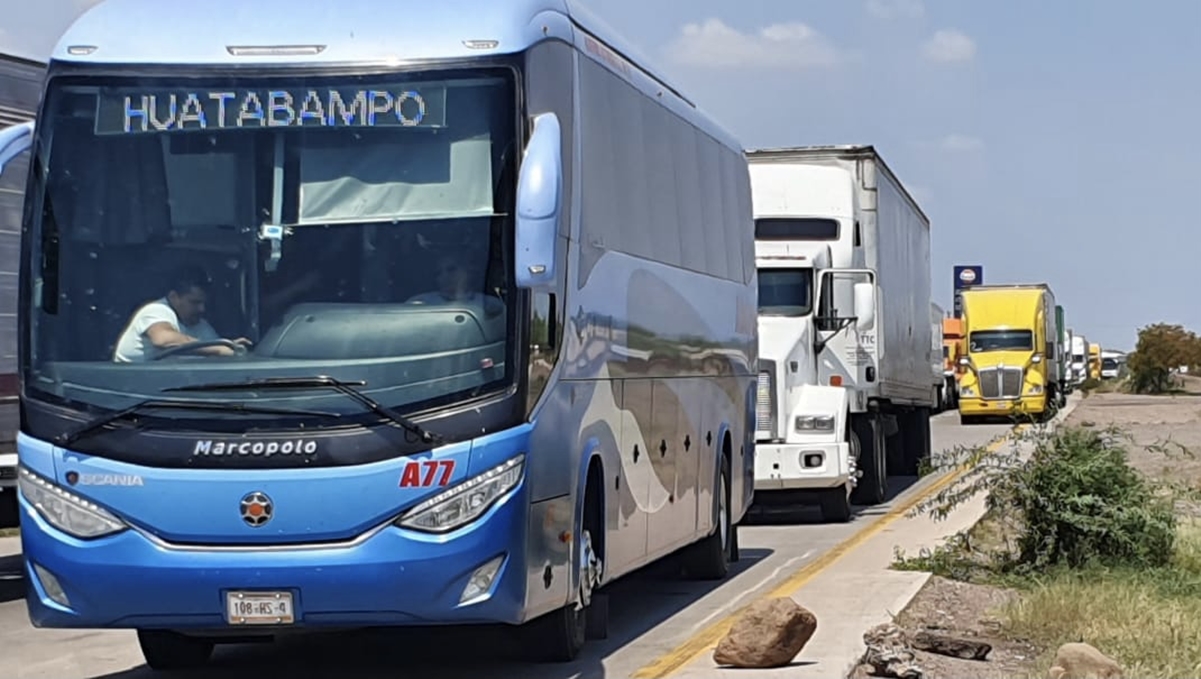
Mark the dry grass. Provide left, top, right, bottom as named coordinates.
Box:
left=1001, top=520, right=1201, bottom=679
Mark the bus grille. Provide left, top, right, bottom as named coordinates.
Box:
left=979, top=366, right=1024, bottom=399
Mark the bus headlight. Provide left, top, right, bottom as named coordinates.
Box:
left=18, top=467, right=128, bottom=539
left=395, top=455, right=525, bottom=534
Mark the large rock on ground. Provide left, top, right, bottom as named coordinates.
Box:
left=1047, top=642, right=1123, bottom=679
left=712, top=597, right=817, bottom=668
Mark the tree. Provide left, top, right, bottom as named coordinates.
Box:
left=1126, top=323, right=1201, bottom=394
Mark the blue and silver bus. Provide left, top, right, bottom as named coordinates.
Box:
left=0, top=0, right=758, bottom=668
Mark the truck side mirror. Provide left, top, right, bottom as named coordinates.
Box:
left=514, top=112, right=562, bottom=290
left=852, top=281, right=875, bottom=332
left=0, top=121, right=34, bottom=175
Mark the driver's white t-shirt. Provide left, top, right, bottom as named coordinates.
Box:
left=112, top=297, right=220, bottom=363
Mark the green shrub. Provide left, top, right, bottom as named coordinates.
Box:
left=995, top=426, right=1176, bottom=570
left=898, top=424, right=1182, bottom=576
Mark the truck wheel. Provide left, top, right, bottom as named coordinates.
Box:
left=822, top=428, right=858, bottom=522
left=851, top=416, right=887, bottom=505
left=684, top=455, right=734, bottom=580
left=137, top=630, right=214, bottom=670
left=899, top=408, right=932, bottom=476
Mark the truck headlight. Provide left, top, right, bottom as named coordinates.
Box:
left=795, top=415, right=835, bottom=432
left=960, top=385, right=976, bottom=396
left=18, top=467, right=128, bottom=540
left=396, top=455, right=524, bottom=534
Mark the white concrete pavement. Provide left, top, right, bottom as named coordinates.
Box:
left=1, top=410, right=1020, bottom=679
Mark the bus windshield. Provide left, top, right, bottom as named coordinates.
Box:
left=22, top=67, right=520, bottom=421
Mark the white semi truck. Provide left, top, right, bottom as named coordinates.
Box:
left=931, top=302, right=947, bottom=412
left=747, top=145, right=935, bottom=523
left=1061, top=325, right=1076, bottom=393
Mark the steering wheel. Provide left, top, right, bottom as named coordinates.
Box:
left=153, top=339, right=248, bottom=360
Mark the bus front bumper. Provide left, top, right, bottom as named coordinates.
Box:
left=18, top=485, right=539, bottom=630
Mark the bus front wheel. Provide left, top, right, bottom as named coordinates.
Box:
left=524, top=481, right=605, bottom=662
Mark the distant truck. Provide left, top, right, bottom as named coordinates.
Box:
left=1062, top=326, right=1075, bottom=389
left=747, top=144, right=934, bottom=523
left=941, top=316, right=966, bottom=410
left=931, top=303, right=947, bottom=411
left=1054, top=305, right=1072, bottom=397
left=0, top=52, right=45, bottom=517
left=956, top=284, right=1065, bottom=424
left=1070, top=334, right=1089, bottom=384
left=1089, top=343, right=1103, bottom=380
left=1100, top=351, right=1123, bottom=379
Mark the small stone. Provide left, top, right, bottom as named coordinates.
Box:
left=1047, top=642, right=1123, bottom=679
left=910, top=630, right=992, bottom=660
left=712, top=597, right=817, bottom=668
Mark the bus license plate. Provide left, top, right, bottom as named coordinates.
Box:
left=225, top=591, right=294, bottom=625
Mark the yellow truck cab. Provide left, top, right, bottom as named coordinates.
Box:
left=1088, top=343, right=1102, bottom=380
left=956, top=284, right=1062, bottom=424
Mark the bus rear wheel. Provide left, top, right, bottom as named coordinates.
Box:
left=137, top=630, right=214, bottom=670
left=682, top=454, right=734, bottom=580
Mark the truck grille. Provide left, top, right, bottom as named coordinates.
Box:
left=755, top=359, right=777, bottom=440
left=978, top=366, right=1024, bottom=399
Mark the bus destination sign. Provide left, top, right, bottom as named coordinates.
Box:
left=95, top=84, right=448, bottom=135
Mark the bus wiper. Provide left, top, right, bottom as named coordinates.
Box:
left=165, top=376, right=444, bottom=445
left=57, top=399, right=340, bottom=447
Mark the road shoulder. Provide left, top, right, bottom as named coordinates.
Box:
left=856, top=389, right=1201, bottom=679
left=638, top=406, right=1065, bottom=678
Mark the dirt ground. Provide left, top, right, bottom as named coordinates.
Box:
left=849, top=386, right=1201, bottom=679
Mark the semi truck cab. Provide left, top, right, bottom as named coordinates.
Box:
left=956, top=285, right=1061, bottom=424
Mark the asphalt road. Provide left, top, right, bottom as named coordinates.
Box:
left=1, top=411, right=1015, bottom=679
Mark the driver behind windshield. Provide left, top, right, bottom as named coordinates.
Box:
left=112, top=265, right=250, bottom=362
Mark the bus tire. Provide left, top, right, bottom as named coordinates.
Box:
left=683, top=454, right=733, bottom=580
left=136, top=630, right=214, bottom=670
left=525, top=481, right=603, bottom=662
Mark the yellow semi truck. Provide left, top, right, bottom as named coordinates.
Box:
left=956, top=284, right=1064, bottom=424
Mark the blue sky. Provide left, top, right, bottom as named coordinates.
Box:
left=3, top=0, right=1199, bottom=351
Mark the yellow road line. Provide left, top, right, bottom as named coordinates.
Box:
left=630, top=425, right=1027, bottom=679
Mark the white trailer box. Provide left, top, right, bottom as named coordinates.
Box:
left=747, top=145, right=934, bottom=522
left=931, top=302, right=946, bottom=411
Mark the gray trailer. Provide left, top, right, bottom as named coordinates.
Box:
left=0, top=52, right=45, bottom=514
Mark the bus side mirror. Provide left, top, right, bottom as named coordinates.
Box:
left=0, top=121, right=34, bottom=175
left=514, top=112, right=562, bottom=290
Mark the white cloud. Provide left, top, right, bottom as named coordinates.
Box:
left=939, top=134, right=985, bottom=152
left=665, top=18, right=846, bottom=70
left=866, top=0, right=925, bottom=20
left=921, top=29, right=977, bottom=62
